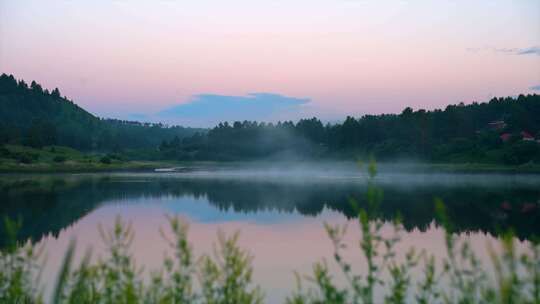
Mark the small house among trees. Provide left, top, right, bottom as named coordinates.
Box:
left=521, top=131, right=535, bottom=141
left=488, top=120, right=507, bottom=130
left=500, top=133, right=512, bottom=142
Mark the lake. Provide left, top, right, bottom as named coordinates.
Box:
left=1, top=163, right=540, bottom=303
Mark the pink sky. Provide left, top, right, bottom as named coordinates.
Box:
left=1, top=0, right=539, bottom=126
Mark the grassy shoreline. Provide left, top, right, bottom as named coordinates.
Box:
left=0, top=144, right=185, bottom=173
left=2, top=144, right=540, bottom=174
left=2, top=160, right=540, bottom=174
left=426, top=163, right=540, bottom=174
left=0, top=160, right=172, bottom=173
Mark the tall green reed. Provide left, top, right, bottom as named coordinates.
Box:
left=285, top=159, right=540, bottom=304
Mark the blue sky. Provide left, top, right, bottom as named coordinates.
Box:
left=140, top=93, right=310, bottom=127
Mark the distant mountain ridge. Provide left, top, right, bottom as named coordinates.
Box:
left=0, top=73, right=203, bottom=151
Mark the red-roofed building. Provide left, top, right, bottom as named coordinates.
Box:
left=500, top=133, right=512, bottom=142
left=521, top=131, right=534, bottom=141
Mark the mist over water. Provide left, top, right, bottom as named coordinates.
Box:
left=149, top=161, right=540, bottom=187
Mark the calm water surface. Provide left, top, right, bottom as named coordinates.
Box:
left=1, top=165, right=540, bottom=303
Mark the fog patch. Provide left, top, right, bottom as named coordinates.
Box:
left=145, top=161, right=540, bottom=188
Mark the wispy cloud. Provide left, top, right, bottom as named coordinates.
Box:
left=530, top=85, right=540, bottom=91
left=517, top=47, right=540, bottom=55
left=156, top=93, right=310, bottom=127
left=467, top=46, right=540, bottom=56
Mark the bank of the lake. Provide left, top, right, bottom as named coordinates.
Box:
left=2, top=144, right=540, bottom=174
left=3, top=160, right=540, bottom=175
left=0, top=144, right=187, bottom=173
left=0, top=160, right=173, bottom=173
left=419, top=162, right=540, bottom=174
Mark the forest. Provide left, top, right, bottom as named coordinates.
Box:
left=0, top=74, right=200, bottom=151
left=1, top=73, right=540, bottom=165
left=162, top=95, right=540, bottom=165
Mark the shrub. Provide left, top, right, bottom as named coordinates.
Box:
left=100, top=156, right=112, bottom=164
left=0, top=146, right=10, bottom=158
left=0, top=216, right=262, bottom=304
left=1, top=209, right=540, bottom=304
left=53, top=155, right=67, bottom=163
left=14, top=152, right=38, bottom=164
left=0, top=217, right=43, bottom=303
left=108, top=153, right=123, bottom=161
left=503, top=141, right=540, bottom=165
left=286, top=161, right=540, bottom=304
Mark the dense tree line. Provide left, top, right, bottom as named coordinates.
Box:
left=161, top=94, right=540, bottom=164
left=2, top=73, right=539, bottom=164
left=0, top=74, right=200, bottom=151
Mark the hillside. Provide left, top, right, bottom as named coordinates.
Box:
left=1, top=73, right=540, bottom=166
left=0, top=74, right=202, bottom=151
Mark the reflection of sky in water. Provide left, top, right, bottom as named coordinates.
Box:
left=38, top=195, right=349, bottom=304
left=103, top=195, right=335, bottom=224
left=36, top=191, right=531, bottom=304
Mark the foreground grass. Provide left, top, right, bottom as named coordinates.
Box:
left=1, top=161, right=540, bottom=304
left=1, top=216, right=263, bottom=304
left=3, top=212, right=540, bottom=304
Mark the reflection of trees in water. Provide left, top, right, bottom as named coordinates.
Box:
left=1, top=175, right=539, bottom=247
left=168, top=179, right=540, bottom=239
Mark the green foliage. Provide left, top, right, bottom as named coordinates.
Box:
left=98, top=154, right=123, bottom=165
left=13, top=151, right=39, bottom=164
left=503, top=141, right=540, bottom=165
left=1, top=208, right=540, bottom=303
left=0, top=145, right=10, bottom=157
left=0, top=217, right=44, bottom=304
left=53, top=155, right=67, bottom=163
left=286, top=164, right=540, bottom=304
left=100, top=156, right=112, bottom=164
left=198, top=231, right=263, bottom=304
left=0, top=145, right=173, bottom=172
left=0, top=215, right=262, bottom=304
left=160, top=95, right=540, bottom=163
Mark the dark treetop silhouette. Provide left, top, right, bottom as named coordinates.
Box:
left=1, top=73, right=540, bottom=165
